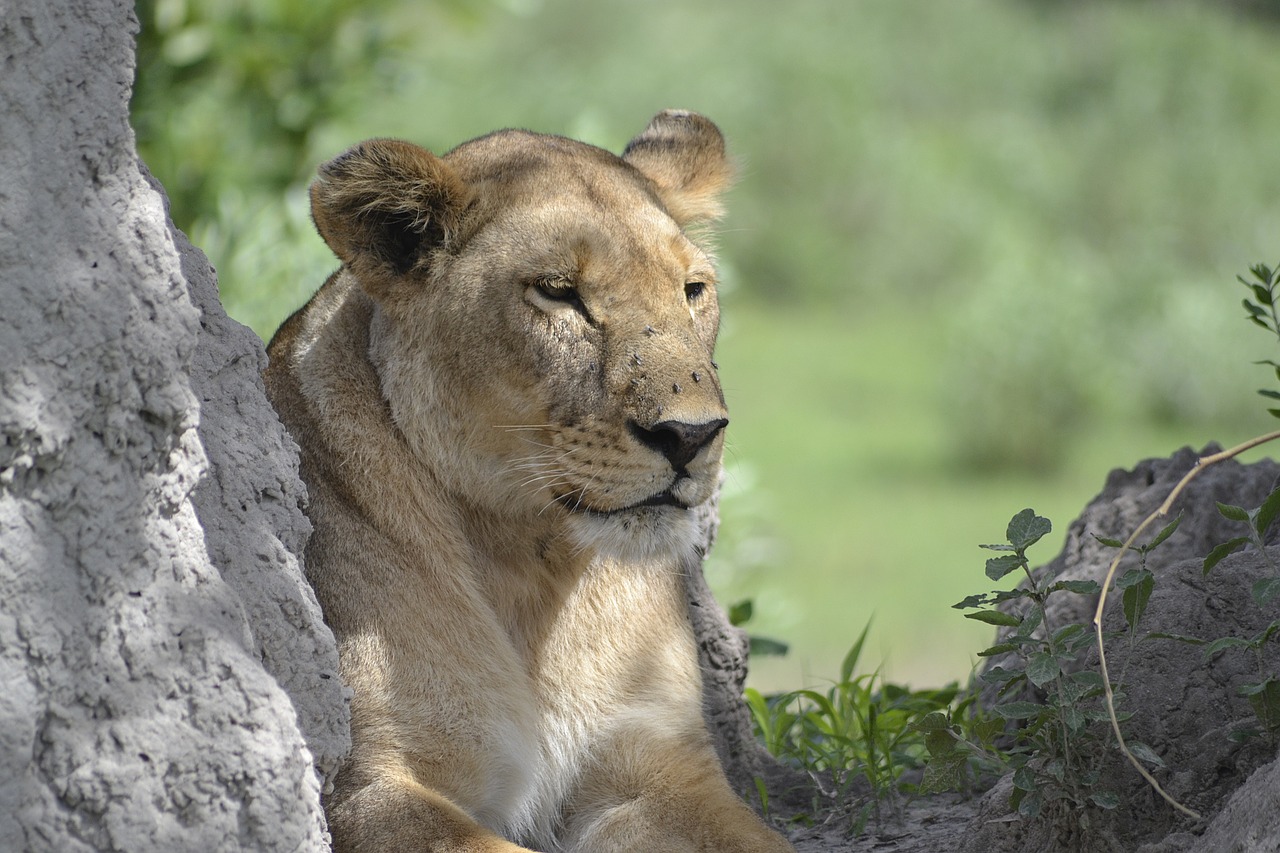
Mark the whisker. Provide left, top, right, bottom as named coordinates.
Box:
left=518, top=472, right=571, bottom=489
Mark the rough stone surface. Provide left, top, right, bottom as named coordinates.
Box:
left=962, top=448, right=1280, bottom=852
left=0, top=2, right=335, bottom=850
left=174, top=187, right=351, bottom=792
left=689, top=495, right=813, bottom=810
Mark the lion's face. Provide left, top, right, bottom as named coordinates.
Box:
left=309, top=112, right=735, bottom=558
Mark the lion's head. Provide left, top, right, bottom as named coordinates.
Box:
left=307, top=111, right=734, bottom=559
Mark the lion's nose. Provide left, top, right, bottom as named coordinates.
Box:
left=628, top=417, right=728, bottom=472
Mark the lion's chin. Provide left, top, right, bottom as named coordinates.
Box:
left=564, top=505, right=699, bottom=562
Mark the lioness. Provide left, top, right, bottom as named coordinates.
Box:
left=265, top=111, right=793, bottom=852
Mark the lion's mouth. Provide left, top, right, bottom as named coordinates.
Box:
left=555, top=489, right=689, bottom=518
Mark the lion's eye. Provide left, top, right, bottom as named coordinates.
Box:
left=685, top=281, right=708, bottom=302
left=530, top=279, right=587, bottom=314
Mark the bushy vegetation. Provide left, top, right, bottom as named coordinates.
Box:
left=133, top=0, right=1280, bottom=688
left=745, top=263, right=1280, bottom=840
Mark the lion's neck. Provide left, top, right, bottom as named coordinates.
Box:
left=453, top=497, right=597, bottom=663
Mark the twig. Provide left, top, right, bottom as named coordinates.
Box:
left=1092, top=430, right=1280, bottom=821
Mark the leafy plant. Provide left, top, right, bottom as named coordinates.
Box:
left=1186, top=485, right=1280, bottom=742
left=744, top=623, right=964, bottom=833
left=1093, top=513, right=1182, bottom=660
left=729, top=599, right=790, bottom=658
left=1207, top=492, right=1280, bottom=603
left=950, top=509, right=1171, bottom=823
left=1241, top=262, right=1280, bottom=353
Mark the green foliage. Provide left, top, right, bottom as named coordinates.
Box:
left=1207, top=496, right=1280, bottom=601
left=728, top=598, right=790, bottom=658
left=1239, top=262, right=1280, bottom=417
left=744, top=623, right=971, bottom=830
left=950, top=509, right=1172, bottom=825
left=1198, top=438, right=1280, bottom=739
left=135, top=0, right=410, bottom=230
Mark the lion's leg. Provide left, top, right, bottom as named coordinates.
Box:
left=561, top=735, right=794, bottom=853
left=328, top=772, right=533, bottom=853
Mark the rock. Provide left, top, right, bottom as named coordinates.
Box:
left=0, top=2, right=339, bottom=849
left=963, top=448, right=1280, bottom=852
left=173, top=178, right=350, bottom=794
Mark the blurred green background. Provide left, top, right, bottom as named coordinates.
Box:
left=134, top=0, right=1280, bottom=690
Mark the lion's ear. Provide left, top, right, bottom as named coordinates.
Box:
left=622, top=110, right=734, bottom=227
left=310, top=139, right=471, bottom=295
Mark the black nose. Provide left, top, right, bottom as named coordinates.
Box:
left=629, top=417, right=728, bottom=472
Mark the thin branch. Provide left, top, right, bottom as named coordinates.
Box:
left=1091, top=429, right=1280, bottom=821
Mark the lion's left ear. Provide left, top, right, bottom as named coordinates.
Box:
left=622, top=110, right=734, bottom=227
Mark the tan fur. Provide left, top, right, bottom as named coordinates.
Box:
left=265, top=111, right=794, bottom=852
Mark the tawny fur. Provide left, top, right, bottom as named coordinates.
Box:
left=264, top=111, right=794, bottom=853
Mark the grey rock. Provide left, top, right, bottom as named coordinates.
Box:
left=0, top=1, right=338, bottom=849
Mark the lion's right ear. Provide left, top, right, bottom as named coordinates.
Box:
left=310, top=139, right=471, bottom=296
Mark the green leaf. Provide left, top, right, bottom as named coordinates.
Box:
left=981, top=665, right=1024, bottom=684
left=1254, top=283, right=1275, bottom=306
left=1217, top=502, right=1251, bottom=522
left=1092, top=535, right=1126, bottom=548
left=1242, top=678, right=1280, bottom=732
left=1091, top=790, right=1121, bottom=810
left=1244, top=298, right=1268, bottom=318
left=1115, top=568, right=1148, bottom=590
left=977, top=642, right=1020, bottom=657
left=1060, top=704, right=1087, bottom=733
left=912, top=711, right=950, bottom=735
left=1012, top=765, right=1037, bottom=792
left=1147, top=631, right=1204, bottom=645
left=1068, top=669, right=1105, bottom=688
left=753, top=776, right=769, bottom=814
left=980, top=543, right=1016, bottom=552
left=1258, top=389, right=1280, bottom=400
left=1204, top=537, right=1250, bottom=575
left=1228, top=726, right=1263, bottom=744
left=1016, top=605, right=1044, bottom=637
left=965, top=609, right=1022, bottom=627
left=1250, top=620, right=1280, bottom=647
left=1253, top=578, right=1280, bottom=607
left=1122, top=571, right=1155, bottom=631
left=748, top=636, right=790, bottom=658
left=1017, top=788, right=1043, bottom=819
left=993, top=701, right=1044, bottom=720
left=840, top=621, right=871, bottom=683
left=1257, top=487, right=1280, bottom=538
left=1127, top=741, right=1165, bottom=768
left=1007, top=509, right=1052, bottom=551
left=728, top=599, right=753, bottom=627
left=1050, top=579, right=1102, bottom=595
left=919, top=751, right=967, bottom=795
left=1204, top=636, right=1252, bottom=659
left=985, top=554, right=1025, bottom=581
left=1025, top=651, right=1059, bottom=687
left=1051, top=623, right=1086, bottom=646
left=1056, top=677, right=1091, bottom=704
left=952, top=593, right=991, bottom=609
left=974, top=718, right=1005, bottom=745
left=1146, top=512, right=1183, bottom=550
